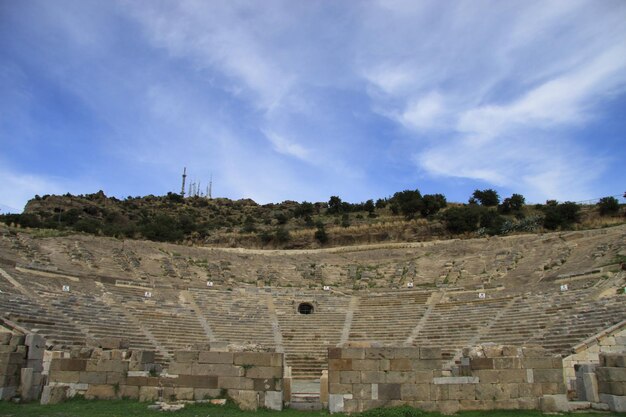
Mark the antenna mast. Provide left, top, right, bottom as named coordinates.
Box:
left=180, top=167, right=187, bottom=197
left=208, top=173, right=213, bottom=199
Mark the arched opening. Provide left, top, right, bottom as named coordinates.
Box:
left=297, top=302, right=314, bottom=315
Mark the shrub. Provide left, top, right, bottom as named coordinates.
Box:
left=598, top=196, right=619, bottom=216
left=471, top=189, right=500, bottom=206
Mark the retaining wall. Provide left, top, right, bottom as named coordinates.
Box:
left=327, top=345, right=566, bottom=414
left=46, top=348, right=283, bottom=410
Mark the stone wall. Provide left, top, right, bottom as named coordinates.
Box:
left=327, top=345, right=565, bottom=414
left=0, top=332, right=44, bottom=401
left=45, top=348, right=283, bottom=410
left=564, top=320, right=626, bottom=394
left=597, top=353, right=626, bottom=412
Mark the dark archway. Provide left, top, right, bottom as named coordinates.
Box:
left=297, top=302, right=314, bottom=314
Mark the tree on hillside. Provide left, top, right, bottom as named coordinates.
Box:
left=499, top=193, right=525, bottom=214
left=471, top=189, right=500, bottom=207
left=390, top=189, right=423, bottom=219
left=598, top=196, right=619, bottom=216
left=420, top=194, right=447, bottom=217
left=328, top=196, right=343, bottom=214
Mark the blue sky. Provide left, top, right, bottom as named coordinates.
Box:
left=1, top=0, right=625, bottom=213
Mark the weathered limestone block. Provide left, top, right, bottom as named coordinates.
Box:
left=599, top=393, right=626, bottom=412
left=218, top=376, right=254, bottom=390
left=118, top=385, right=139, bottom=399
left=198, top=351, right=233, bottom=364
left=139, top=386, right=160, bottom=402
left=329, top=393, right=344, bottom=413
left=233, top=352, right=282, bottom=367
left=40, top=385, right=68, bottom=405
left=0, top=333, right=12, bottom=345
left=85, top=384, right=116, bottom=400
left=174, top=351, right=199, bottom=363
left=264, top=391, right=283, bottom=410
left=540, top=394, right=569, bottom=412
left=231, top=389, right=258, bottom=410
left=78, top=371, right=107, bottom=384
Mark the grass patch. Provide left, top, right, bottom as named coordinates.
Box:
left=0, top=401, right=625, bottom=417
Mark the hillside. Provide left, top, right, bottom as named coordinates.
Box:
left=0, top=190, right=623, bottom=249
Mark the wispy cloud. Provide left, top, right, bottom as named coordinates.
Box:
left=1, top=0, right=625, bottom=210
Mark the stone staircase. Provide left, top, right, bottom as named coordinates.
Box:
left=275, top=292, right=350, bottom=379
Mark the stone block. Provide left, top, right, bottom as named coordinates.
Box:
left=378, top=383, right=401, bottom=400
left=253, top=378, right=278, bottom=391
left=499, top=369, right=527, bottom=383
left=107, top=372, right=124, bottom=385
left=352, top=359, right=379, bottom=371
left=49, top=370, right=80, bottom=383
left=50, top=359, right=85, bottom=372
left=96, top=359, right=127, bottom=373
left=118, top=385, right=139, bottom=399
left=329, top=358, right=352, bottom=371
left=174, top=350, right=199, bottom=363
left=390, top=358, right=412, bottom=371
left=413, top=359, right=442, bottom=370
left=193, top=388, right=222, bottom=400
left=174, top=387, right=194, bottom=400
left=471, top=358, right=494, bottom=370
left=168, top=362, right=192, bottom=375
left=328, top=348, right=342, bottom=359
left=522, top=346, right=548, bottom=358
left=583, top=373, right=600, bottom=402
left=233, top=389, right=258, bottom=411
left=234, top=352, right=281, bottom=367
left=394, top=347, right=421, bottom=359
left=78, top=371, right=107, bottom=384
left=218, top=376, right=253, bottom=390
left=502, top=346, right=521, bottom=357
left=9, top=334, right=25, bottom=346
left=420, top=347, right=441, bottom=360
left=430, top=384, right=449, bottom=401
left=329, top=383, right=352, bottom=394
left=0, top=333, right=12, bottom=345
left=341, top=348, right=366, bottom=359
left=41, top=385, right=68, bottom=405
left=401, top=384, right=430, bottom=401
left=198, top=351, right=234, bottom=364
left=362, top=348, right=391, bottom=359
left=493, top=357, right=521, bottom=369
left=264, top=391, right=282, bottom=410
left=245, top=366, right=281, bottom=379
left=540, top=394, right=569, bottom=412
left=4, top=351, right=25, bottom=365
left=193, top=363, right=244, bottom=377
left=386, top=371, right=415, bottom=384
left=329, top=393, right=344, bottom=413
left=433, top=376, right=479, bottom=384
left=599, top=393, right=626, bottom=412
left=533, top=369, right=563, bottom=383
left=0, top=345, right=15, bottom=353
left=177, top=374, right=218, bottom=388
left=360, top=371, right=385, bottom=383
left=85, top=384, right=116, bottom=400
left=340, top=370, right=361, bottom=384
left=522, top=357, right=554, bottom=369
left=476, top=383, right=500, bottom=400
left=139, top=386, right=160, bottom=402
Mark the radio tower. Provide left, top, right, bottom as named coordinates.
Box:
left=208, top=173, right=213, bottom=199
left=180, top=167, right=187, bottom=197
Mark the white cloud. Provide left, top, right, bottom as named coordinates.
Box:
left=400, top=91, right=446, bottom=131
left=263, top=130, right=310, bottom=160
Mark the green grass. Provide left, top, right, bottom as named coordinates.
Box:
left=0, top=400, right=625, bottom=417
